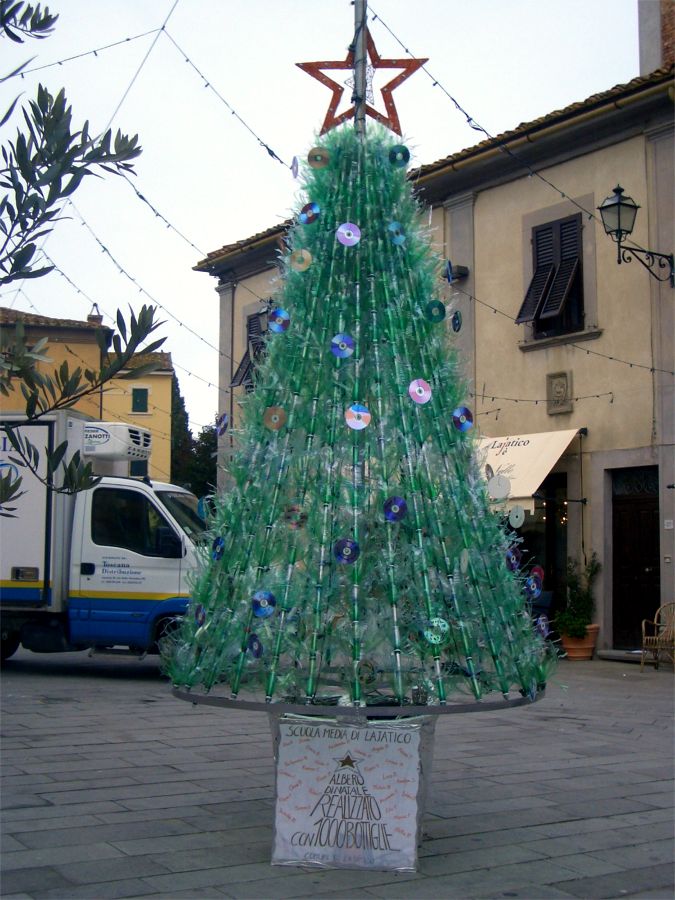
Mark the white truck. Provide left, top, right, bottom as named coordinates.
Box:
left=0, top=411, right=205, bottom=661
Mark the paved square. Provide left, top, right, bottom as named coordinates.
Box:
left=2, top=651, right=673, bottom=899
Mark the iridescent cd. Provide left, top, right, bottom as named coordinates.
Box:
left=331, top=333, right=355, bottom=358
left=248, top=634, right=264, bottom=658
left=345, top=403, right=371, bottom=430
left=388, top=221, right=406, bottom=245
left=531, top=565, right=545, bottom=583
left=289, top=249, right=312, bottom=271
left=487, top=474, right=511, bottom=501
left=451, top=310, right=462, bottom=333
left=212, top=536, right=225, bottom=561
left=525, top=573, right=543, bottom=599
left=298, top=201, right=320, bottom=224
left=334, top=538, right=360, bottom=564
left=536, top=614, right=550, bottom=639
left=291, top=156, right=299, bottom=178
left=307, top=146, right=330, bottom=168
left=216, top=413, right=229, bottom=436
left=452, top=406, right=473, bottom=432
left=263, top=406, right=287, bottom=430
left=505, top=547, right=521, bottom=571
left=425, top=300, right=445, bottom=323
left=284, top=504, right=307, bottom=529
left=269, top=309, right=290, bottom=332
left=336, top=223, right=361, bottom=246
left=409, top=378, right=432, bottom=405
left=389, top=145, right=410, bottom=167
left=252, top=590, right=276, bottom=618
left=194, top=603, right=206, bottom=626
left=384, top=496, right=407, bottom=522
left=423, top=617, right=449, bottom=645
left=508, top=505, right=525, bottom=529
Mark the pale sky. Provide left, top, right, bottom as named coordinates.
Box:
left=1, top=0, right=640, bottom=434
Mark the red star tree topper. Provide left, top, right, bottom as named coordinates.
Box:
left=297, top=29, right=427, bottom=136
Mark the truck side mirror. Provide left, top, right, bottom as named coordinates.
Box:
left=157, top=527, right=183, bottom=559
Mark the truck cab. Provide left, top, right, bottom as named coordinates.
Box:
left=67, top=477, right=204, bottom=653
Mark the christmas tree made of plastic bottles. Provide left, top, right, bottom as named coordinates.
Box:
left=165, top=123, right=554, bottom=710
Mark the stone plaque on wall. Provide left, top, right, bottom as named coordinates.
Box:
left=547, top=371, right=573, bottom=415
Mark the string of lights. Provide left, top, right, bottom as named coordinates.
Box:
left=60, top=341, right=204, bottom=437
left=368, top=6, right=653, bottom=257
left=119, top=175, right=207, bottom=257
left=104, top=0, right=181, bottom=131
left=10, top=267, right=661, bottom=422
left=18, top=28, right=162, bottom=76
left=469, top=389, right=616, bottom=406
left=62, top=204, right=224, bottom=359
left=19, top=269, right=228, bottom=418
left=447, top=284, right=675, bottom=377
left=5, top=7, right=669, bottom=431
left=6, top=289, right=212, bottom=444
left=52, top=201, right=274, bottom=374
left=161, top=28, right=288, bottom=168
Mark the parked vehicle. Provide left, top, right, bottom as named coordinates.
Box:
left=0, top=411, right=205, bottom=661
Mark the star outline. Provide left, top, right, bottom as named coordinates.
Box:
left=297, top=29, right=428, bottom=136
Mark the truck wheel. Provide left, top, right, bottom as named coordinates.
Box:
left=155, top=616, right=181, bottom=657
left=1, top=630, right=20, bottom=662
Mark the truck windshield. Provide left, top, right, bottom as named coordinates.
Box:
left=155, top=489, right=207, bottom=542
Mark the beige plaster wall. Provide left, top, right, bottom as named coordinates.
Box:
left=471, top=136, right=654, bottom=455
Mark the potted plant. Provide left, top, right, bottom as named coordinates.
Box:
left=555, top=552, right=602, bottom=660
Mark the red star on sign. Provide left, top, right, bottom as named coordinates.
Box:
left=297, top=29, right=427, bottom=136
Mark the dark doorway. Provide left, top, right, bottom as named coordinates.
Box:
left=612, top=466, right=660, bottom=649
left=518, top=472, right=568, bottom=616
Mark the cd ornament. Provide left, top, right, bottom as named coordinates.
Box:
left=164, top=125, right=554, bottom=717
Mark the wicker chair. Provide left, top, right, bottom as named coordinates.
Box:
left=641, top=602, right=675, bottom=671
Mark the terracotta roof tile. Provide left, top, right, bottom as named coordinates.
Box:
left=117, top=351, right=174, bottom=372
left=415, top=65, right=674, bottom=179
left=1, top=307, right=173, bottom=372
left=0, top=306, right=108, bottom=330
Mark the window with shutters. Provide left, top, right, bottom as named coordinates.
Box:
left=231, top=310, right=268, bottom=392
left=516, top=214, right=583, bottom=339
left=131, top=387, right=148, bottom=413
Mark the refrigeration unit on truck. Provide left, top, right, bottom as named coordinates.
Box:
left=0, top=411, right=205, bottom=661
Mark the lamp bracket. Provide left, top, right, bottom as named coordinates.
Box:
left=619, top=244, right=674, bottom=288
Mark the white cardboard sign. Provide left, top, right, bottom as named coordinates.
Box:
left=272, top=718, right=421, bottom=871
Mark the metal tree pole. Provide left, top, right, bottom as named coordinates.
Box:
left=354, top=0, right=367, bottom=137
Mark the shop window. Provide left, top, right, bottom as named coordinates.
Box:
left=132, top=387, right=148, bottom=413
left=516, top=214, right=583, bottom=339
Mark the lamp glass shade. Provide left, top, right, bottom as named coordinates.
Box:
left=598, top=186, right=639, bottom=240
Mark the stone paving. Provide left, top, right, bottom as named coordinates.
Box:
left=1, top=649, right=673, bottom=899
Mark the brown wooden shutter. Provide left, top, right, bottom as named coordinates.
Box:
left=247, top=312, right=267, bottom=359
left=515, top=224, right=556, bottom=323
left=538, top=257, right=579, bottom=319
left=231, top=311, right=268, bottom=389
left=538, top=216, right=581, bottom=320
left=230, top=351, right=252, bottom=387
left=515, top=263, right=555, bottom=323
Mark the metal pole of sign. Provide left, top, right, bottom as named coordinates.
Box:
left=353, top=0, right=367, bottom=137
